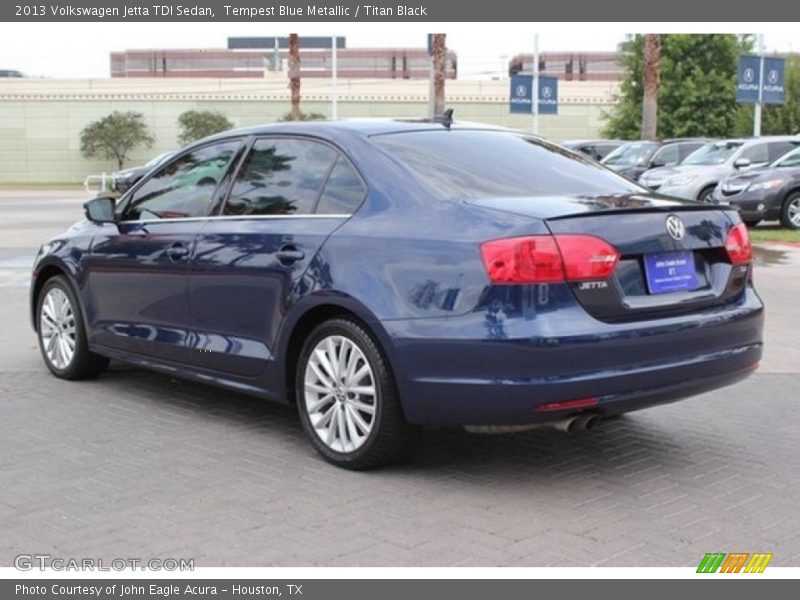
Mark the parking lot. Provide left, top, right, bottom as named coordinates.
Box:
left=1, top=189, right=799, bottom=567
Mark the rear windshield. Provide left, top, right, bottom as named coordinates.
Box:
left=371, top=130, right=642, bottom=199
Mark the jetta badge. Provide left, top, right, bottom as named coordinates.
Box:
left=665, top=214, right=686, bottom=241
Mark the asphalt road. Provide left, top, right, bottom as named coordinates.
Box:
left=1, top=190, right=799, bottom=567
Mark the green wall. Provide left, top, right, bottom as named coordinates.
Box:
left=0, top=98, right=613, bottom=184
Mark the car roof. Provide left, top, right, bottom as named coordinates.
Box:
left=201, top=118, right=510, bottom=144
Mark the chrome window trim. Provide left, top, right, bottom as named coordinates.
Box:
left=117, top=214, right=351, bottom=225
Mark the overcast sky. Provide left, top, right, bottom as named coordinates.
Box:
left=1, top=22, right=797, bottom=79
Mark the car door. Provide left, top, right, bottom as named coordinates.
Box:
left=187, top=136, right=367, bottom=379
left=83, top=139, right=243, bottom=363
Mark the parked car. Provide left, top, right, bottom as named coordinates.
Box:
left=562, top=139, right=626, bottom=162
left=641, top=137, right=800, bottom=202
left=31, top=120, right=763, bottom=469
left=112, top=151, right=175, bottom=193
left=711, top=145, right=800, bottom=228
left=601, top=138, right=708, bottom=182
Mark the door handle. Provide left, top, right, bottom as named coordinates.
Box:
left=275, top=245, right=305, bottom=264
left=166, top=242, right=190, bottom=261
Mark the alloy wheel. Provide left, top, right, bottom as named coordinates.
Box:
left=303, top=335, right=377, bottom=453
left=39, top=287, right=76, bottom=370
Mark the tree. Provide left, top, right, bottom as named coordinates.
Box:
left=432, top=34, right=447, bottom=115
left=278, top=111, right=326, bottom=122
left=288, top=33, right=301, bottom=121
left=734, top=56, right=800, bottom=136
left=80, top=111, right=154, bottom=170
left=605, top=35, right=750, bottom=139
left=177, top=110, right=233, bottom=145
left=641, top=34, right=661, bottom=140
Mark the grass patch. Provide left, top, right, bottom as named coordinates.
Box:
left=0, top=183, right=84, bottom=191
left=749, top=225, right=800, bottom=244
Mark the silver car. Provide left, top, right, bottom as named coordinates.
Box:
left=640, top=137, right=800, bottom=202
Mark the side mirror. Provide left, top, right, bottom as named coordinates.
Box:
left=734, top=157, right=751, bottom=169
left=83, top=195, right=116, bottom=224
left=649, top=159, right=665, bottom=169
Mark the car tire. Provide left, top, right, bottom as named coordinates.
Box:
left=780, top=191, right=800, bottom=230
left=743, top=219, right=761, bottom=227
left=697, top=185, right=716, bottom=203
left=296, top=317, right=408, bottom=470
left=36, top=275, right=109, bottom=380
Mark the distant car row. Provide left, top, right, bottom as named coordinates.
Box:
left=565, top=135, right=800, bottom=228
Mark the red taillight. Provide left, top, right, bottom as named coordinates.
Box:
left=553, top=234, right=620, bottom=281
left=725, top=222, right=753, bottom=265
left=480, top=234, right=619, bottom=284
left=480, top=236, right=564, bottom=283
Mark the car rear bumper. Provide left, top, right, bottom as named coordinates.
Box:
left=384, top=285, right=764, bottom=426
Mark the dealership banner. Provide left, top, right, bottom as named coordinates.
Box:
left=3, top=579, right=798, bottom=600
left=2, top=0, right=798, bottom=21
left=509, top=75, right=558, bottom=115
left=737, top=55, right=786, bottom=104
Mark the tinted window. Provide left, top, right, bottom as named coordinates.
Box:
left=373, top=131, right=641, bottom=199
left=224, top=139, right=336, bottom=216
left=683, top=141, right=743, bottom=166
left=678, top=142, right=705, bottom=161
left=650, top=144, right=679, bottom=166
left=125, top=142, right=240, bottom=221
left=774, top=147, right=800, bottom=168
left=767, top=141, right=799, bottom=161
left=601, top=142, right=658, bottom=167
left=317, top=157, right=366, bottom=214
left=740, top=143, right=769, bottom=164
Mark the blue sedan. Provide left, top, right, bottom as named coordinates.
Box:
left=30, top=120, right=764, bottom=469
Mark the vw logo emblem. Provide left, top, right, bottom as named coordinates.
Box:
left=743, top=67, right=755, bottom=83
left=665, top=215, right=686, bottom=241
left=768, top=69, right=779, bottom=84
left=542, top=86, right=552, bottom=99
left=515, top=84, right=526, bottom=97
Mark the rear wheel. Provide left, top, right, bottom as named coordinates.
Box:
left=296, top=318, right=408, bottom=469
left=743, top=219, right=762, bottom=227
left=36, top=275, right=109, bottom=380
left=780, top=192, right=800, bottom=230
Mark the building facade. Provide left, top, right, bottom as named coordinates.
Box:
left=509, top=52, right=624, bottom=82
left=111, top=48, right=458, bottom=80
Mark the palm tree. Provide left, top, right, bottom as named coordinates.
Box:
left=432, top=34, right=447, bottom=115
left=288, top=33, right=301, bottom=121
left=641, top=34, right=661, bottom=140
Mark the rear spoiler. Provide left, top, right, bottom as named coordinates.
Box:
left=545, top=204, right=738, bottom=221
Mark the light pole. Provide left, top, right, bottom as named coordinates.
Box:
left=754, top=33, right=765, bottom=137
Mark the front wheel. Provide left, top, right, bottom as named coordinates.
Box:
left=780, top=192, right=800, bottom=230
left=36, top=275, right=109, bottom=380
left=296, top=318, right=408, bottom=470
left=697, top=185, right=716, bottom=203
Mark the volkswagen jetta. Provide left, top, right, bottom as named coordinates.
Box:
left=31, top=120, right=764, bottom=469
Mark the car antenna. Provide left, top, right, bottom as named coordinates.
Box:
left=437, top=108, right=454, bottom=129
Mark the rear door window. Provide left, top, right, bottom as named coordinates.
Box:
left=224, top=138, right=337, bottom=216
left=316, top=157, right=367, bottom=214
